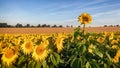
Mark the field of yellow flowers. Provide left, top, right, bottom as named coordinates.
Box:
left=0, top=13, right=120, bottom=68
left=0, top=29, right=120, bottom=68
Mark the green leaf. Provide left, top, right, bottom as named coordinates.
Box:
left=104, top=63, right=107, bottom=68
left=50, top=54, right=57, bottom=66
left=105, top=51, right=112, bottom=62
left=17, top=56, right=25, bottom=65
left=28, top=61, right=33, bottom=68
left=35, top=62, right=42, bottom=68
left=74, top=28, right=80, bottom=38
left=53, top=52, right=60, bottom=63
left=70, top=58, right=81, bottom=68
left=42, top=61, right=49, bottom=68
left=79, top=45, right=86, bottom=54
left=86, top=62, right=91, bottom=68
left=23, top=63, right=27, bottom=68
left=31, top=61, right=36, bottom=68
left=90, top=60, right=99, bottom=68
left=94, top=48, right=103, bottom=58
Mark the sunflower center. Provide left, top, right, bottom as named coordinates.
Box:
left=25, top=42, right=32, bottom=49
left=83, top=17, right=88, bottom=21
left=100, top=38, right=103, bottom=41
left=36, top=46, right=45, bottom=55
left=5, top=49, right=15, bottom=58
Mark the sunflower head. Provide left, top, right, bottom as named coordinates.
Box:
left=21, top=40, right=34, bottom=55
left=1, top=47, right=18, bottom=66
left=111, top=40, right=118, bottom=45
left=32, top=43, right=48, bottom=62
left=56, top=37, right=65, bottom=53
left=97, top=37, right=105, bottom=43
left=112, top=57, right=119, bottom=63
left=78, top=13, right=92, bottom=25
left=109, top=32, right=114, bottom=40
left=111, top=45, right=118, bottom=49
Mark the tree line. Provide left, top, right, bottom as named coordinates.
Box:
left=0, top=23, right=73, bottom=28
left=0, top=23, right=119, bottom=28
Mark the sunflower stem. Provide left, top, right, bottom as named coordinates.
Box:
left=83, top=24, right=85, bottom=34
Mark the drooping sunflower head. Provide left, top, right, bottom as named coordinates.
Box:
left=1, top=47, right=18, bottom=66
left=78, top=13, right=92, bottom=25
left=21, top=40, right=34, bottom=55
left=32, top=43, right=48, bottom=62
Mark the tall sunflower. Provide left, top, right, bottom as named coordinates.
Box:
left=78, top=13, right=92, bottom=25
left=1, top=47, right=18, bottom=66
left=21, top=40, right=34, bottom=55
left=32, top=43, right=48, bottom=62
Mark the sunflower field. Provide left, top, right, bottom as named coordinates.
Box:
left=0, top=13, right=120, bottom=68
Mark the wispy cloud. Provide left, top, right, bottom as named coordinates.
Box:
left=44, top=0, right=106, bottom=15
left=92, top=9, right=120, bottom=26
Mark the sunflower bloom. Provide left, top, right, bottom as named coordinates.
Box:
left=115, top=49, right=120, bottom=58
left=78, top=13, right=92, bottom=25
left=112, top=49, right=120, bottom=63
left=111, top=40, right=118, bottom=45
left=32, top=43, right=48, bottom=62
left=88, top=44, right=95, bottom=53
left=103, top=32, right=108, bottom=36
left=117, top=36, right=120, bottom=42
left=112, top=57, right=119, bottom=63
left=112, top=45, right=118, bottom=49
left=109, top=32, right=114, bottom=40
left=56, top=37, right=65, bottom=53
left=1, top=48, right=18, bottom=66
left=97, top=37, right=105, bottom=43
left=21, top=41, right=34, bottom=55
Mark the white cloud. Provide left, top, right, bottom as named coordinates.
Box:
left=92, top=9, right=120, bottom=26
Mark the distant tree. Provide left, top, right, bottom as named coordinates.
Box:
left=52, top=25, right=57, bottom=28
left=116, top=25, right=119, bottom=27
left=41, top=24, right=47, bottom=27
left=37, top=24, right=41, bottom=27
left=47, top=25, right=50, bottom=27
left=109, top=25, right=113, bottom=27
left=0, top=23, right=8, bottom=27
left=7, top=25, right=11, bottom=27
left=31, top=25, right=35, bottom=27
left=104, top=25, right=107, bottom=27
left=59, top=25, right=63, bottom=28
left=16, top=23, right=22, bottom=27
left=71, top=25, right=73, bottom=28
left=26, top=24, right=30, bottom=27
left=66, top=25, right=69, bottom=28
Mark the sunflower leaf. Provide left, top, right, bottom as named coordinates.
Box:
left=17, top=56, right=25, bottom=65
left=94, top=48, right=103, bottom=58
left=70, top=58, right=81, bottom=68
left=50, top=54, right=57, bottom=66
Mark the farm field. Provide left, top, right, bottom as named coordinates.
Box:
left=0, top=26, right=120, bottom=34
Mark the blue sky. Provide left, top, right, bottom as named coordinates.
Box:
left=0, top=0, right=120, bottom=27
